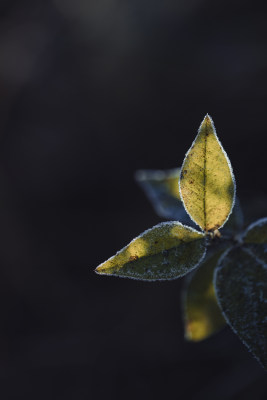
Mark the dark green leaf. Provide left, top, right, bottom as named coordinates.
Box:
left=243, top=217, right=267, bottom=244
left=215, top=246, right=267, bottom=370
left=243, top=217, right=267, bottom=264
left=222, top=197, right=244, bottom=234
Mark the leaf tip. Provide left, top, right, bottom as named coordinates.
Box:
left=184, top=319, right=207, bottom=342
left=203, top=113, right=213, bottom=126
left=95, top=264, right=106, bottom=275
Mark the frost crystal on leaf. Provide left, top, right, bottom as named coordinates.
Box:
left=95, top=222, right=206, bottom=281
left=179, top=114, right=236, bottom=232
left=95, top=113, right=267, bottom=371
left=215, top=247, right=267, bottom=370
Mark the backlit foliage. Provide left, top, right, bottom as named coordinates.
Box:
left=95, top=115, right=267, bottom=370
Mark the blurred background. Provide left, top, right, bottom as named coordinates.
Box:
left=1, top=0, right=267, bottom=398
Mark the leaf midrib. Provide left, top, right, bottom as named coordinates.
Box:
left=203, top=122, right=207, bottom=231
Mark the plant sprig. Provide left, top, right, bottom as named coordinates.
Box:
left=95, top=115, right=267, bottom=371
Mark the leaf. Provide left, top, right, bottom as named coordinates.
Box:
left=243, top=217, right=267, bottom=264
left=215, top=246, right=267, bottom=370
left=222, top=197, right=244, bottom=234
left=135, top=168, right=193, bottom=224
left=95, top=222, right=206, bottom=280
left=183, top=250, right=226, bottom=341
left=243, top=217, right=267, bottom=244
left=179, top=114, right=235, bottom=232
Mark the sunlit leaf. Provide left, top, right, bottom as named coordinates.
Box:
left=183, top=250, right=226, bottom=341
left=215, top=246, right=267, bottom=370
left=135, top=168, right=192, bottom=224
left=95, top=222, right=206, bottom=280
left=179, top=115, right=235, bottom=232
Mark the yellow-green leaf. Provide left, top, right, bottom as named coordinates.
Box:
left=183, top=250, right=226, bottom=342
left=179, top=115, right=235, bottom=232
left=95, top=222, right=206, bottom=280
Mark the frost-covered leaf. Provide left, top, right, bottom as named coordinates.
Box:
left=179, top=115, right=235, bottom=232
left=95, top=222, right=206, bottom=280
left=183, top=250, right=226, bottom=341
left=222, top=197, right=244, bottom=234
left=135, top=168, right=192, bottom=224
left=215, top=247, right=267, bottom=370
left=243, top=217, right=267, bottom=244
left=243, top=217, right=267, bottom=264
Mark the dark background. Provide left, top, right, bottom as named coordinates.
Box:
left=1, top=0, right=267, bottom=399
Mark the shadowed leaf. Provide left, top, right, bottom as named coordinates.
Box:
left=222, top=197, right=244, bottom=234
left=243, top=217, right=267, bottom=244
left=215, top=247, right=267, bottom=370
left=135, top=168, right=192, bottom=224
left=95, top=222, right=206, bottom=280
left=243, top=217, right=267, bottom=264
left=183, top=250, right=226, bottom=341
left=179, top=115, right=235, bottom=232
